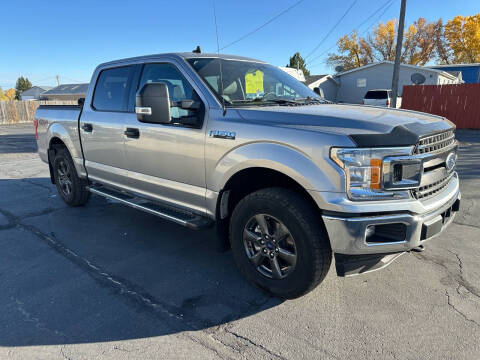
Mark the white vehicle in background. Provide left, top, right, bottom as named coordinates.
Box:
left=363, top=89, right=402, bottom=108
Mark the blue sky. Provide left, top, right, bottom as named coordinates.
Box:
left=1, top=0, right=478, bottom=89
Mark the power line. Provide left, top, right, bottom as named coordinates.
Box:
left=357, top=0, right=395, bottom=34
left=307, top=0, right=394, bottom=66
left=304, top=0, right=358, bottom=60
left=360, top=0, right=396, bottom=36
left=308, top=0, right=396, bottom=68
left=61, top=76, right=87, bottom=83
left=219, top=0, right=305, bottom=51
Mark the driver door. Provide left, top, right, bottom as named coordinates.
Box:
left=122, top=61, right=208, bottom=214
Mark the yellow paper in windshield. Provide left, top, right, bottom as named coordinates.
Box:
left=245, top=70, right=264, bottom=95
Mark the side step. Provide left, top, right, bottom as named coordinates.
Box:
left=88, top=185, right=213, bottom=230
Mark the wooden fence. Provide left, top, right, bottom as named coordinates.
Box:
left=0, top=100, right=77, bottom=125
left=401, top=84, right=480, bottom=129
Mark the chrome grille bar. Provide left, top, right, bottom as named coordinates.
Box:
left=415, top=130, right=455, bottom=154
left=412, top=173, right=454, bottom=199
left=410, top=129, right=457, bottom=200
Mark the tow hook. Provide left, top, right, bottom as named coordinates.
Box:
left=411, top=244, right=426, bottom=252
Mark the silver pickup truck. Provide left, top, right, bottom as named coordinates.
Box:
left=34, top=52, right=460, bottom=298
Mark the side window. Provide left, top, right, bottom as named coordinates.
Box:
left=93, top=66, right=133, bottom=111
left=138, top=63, right=199, bottom=119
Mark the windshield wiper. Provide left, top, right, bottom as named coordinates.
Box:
left=227, top=96, right=326, bottom=106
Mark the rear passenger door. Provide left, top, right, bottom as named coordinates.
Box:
left=122, top=61, right=208, bottom=214
left=80, top=65, right=139, bottom=188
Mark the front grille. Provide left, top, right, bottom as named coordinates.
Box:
left=412, top=173, right=454, bottom=200
left=415, top=130, right=455, bottom=154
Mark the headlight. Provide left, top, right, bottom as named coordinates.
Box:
left=330, top=147, right=415, bottom=201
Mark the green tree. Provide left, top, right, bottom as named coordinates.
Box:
left=15, top=76, right=32, bottom=100
left=286, top=52, right=310, bottom=76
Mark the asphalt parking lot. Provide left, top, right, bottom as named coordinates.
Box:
left=0, top=123, right=479, bottom=360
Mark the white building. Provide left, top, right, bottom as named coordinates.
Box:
left=333, top=61, right=463, bottom=104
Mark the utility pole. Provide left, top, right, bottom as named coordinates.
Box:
left=391, top=0, right=407, bottom=108
left=56, top=75, right=60, bottom=86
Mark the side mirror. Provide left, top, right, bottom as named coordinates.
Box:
left=313, top=87, right=321, bottom=96
left=135, top=82, right=171, bottom=124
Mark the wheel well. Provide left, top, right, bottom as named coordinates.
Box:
left=47, top=137, right=67, bottom=184
left=219, top=167, right=320, bottom=220
left=49, top=137, right=66, bottom=150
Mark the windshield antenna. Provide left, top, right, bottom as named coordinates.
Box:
left=212, top=0, right=226, bottom=116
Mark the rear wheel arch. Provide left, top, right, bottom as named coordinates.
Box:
left=47, top=137, right=68, bottom=183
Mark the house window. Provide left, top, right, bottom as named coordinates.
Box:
left=357, top=78, right=367, bottom=87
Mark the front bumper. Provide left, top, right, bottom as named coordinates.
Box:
left=321, top=172, right=460, bottom=256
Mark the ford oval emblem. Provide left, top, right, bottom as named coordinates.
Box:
left=446, top=152, right=456, bottom=172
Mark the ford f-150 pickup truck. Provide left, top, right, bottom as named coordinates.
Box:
left=34, top=52, right=460, bottom=298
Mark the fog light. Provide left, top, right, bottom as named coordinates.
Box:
left=365, top=223, right=407, bottom=243
left=365, top=225, right=376, bottom=240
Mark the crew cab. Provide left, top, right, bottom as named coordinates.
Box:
left=34, top=52, right=460, bottom=298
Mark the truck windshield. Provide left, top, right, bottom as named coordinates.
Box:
left=187, top=58, right=323, bottom=106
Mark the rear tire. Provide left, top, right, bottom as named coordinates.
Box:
left=229, top=188, right=331, bottom=299
left=53, top=147, right=90, bottom=206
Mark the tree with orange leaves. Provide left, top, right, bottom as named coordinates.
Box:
left=327, top=17, right=447, bottom=70
left=444, top=14, right=480, bottom=63
left=4, top=88, right=16, bottom=100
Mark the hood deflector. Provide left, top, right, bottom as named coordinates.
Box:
left=349, top=121, right=455, bottom=147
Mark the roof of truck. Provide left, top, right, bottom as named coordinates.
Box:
left=98, top=52, right=266, bottom=68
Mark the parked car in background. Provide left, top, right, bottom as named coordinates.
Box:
left=363, top=89, right=401, bottom=108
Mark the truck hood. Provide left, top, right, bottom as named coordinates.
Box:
left=235, top=104, right=454, bottom=146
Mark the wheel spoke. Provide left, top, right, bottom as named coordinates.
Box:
left=274, top=222, right=290, bottom=243
left=278, top=248, right=296, bottom=266
left=249, top=251, right=264, bottom=267
left=255, top=214, right=270, bottom=235
left=244, top=229, right=262, bottom=244
left=269, top=257, right=282, bottom=279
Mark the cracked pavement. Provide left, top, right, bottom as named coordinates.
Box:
left=0, top=124, right=479, bottom=359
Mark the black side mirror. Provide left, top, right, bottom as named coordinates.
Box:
left=136, top=82, right=171, bottom=124
left=313, top=87, right=321, bottom=96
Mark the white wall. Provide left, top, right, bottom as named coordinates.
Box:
left=336, top=63, right=462, bottom=104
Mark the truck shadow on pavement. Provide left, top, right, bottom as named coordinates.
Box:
left=0, top=133, right=38, bottom=154
left=0, top=177, right=282, bottom=346
left=456, top=130, right=480, bottom=181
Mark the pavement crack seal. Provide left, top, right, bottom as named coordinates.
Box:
left=414, top=251, right=480, bottom=300
left=444, top=249, right=480, bottom=300
left=21, top=178, right=54, bottom=195
left=453, top=221, right=480, bottom=230
left=0, top=207, right=203, bottom=333
left=415, top=250, right=480, bottom=327
left=444, top=290, right=480, bottom=327
left=13, top=298, right=65, bottom=337
left=0, top=206, right=278, bottom=358
left=221, top=326, right=288, bottom=360
left=60, top=346, right=73, bottom=360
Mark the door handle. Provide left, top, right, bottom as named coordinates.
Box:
left=81, top=123, right=93, bottom=132
left=124, top=128, right=140, bottom=139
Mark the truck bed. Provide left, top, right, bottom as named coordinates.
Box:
left=35, top=104, right=83, bottom=169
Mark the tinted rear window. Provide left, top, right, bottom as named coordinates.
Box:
left=93, top=66, right=134, bottom=111
left=364, top=90, right=388, bottom=99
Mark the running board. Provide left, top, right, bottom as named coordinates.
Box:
left=87, top=185, right=213, bottom=230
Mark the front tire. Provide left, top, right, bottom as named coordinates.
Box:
left=230, top=188, right=332, bottom=299
left=53, top=147, right=90, bottom=206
